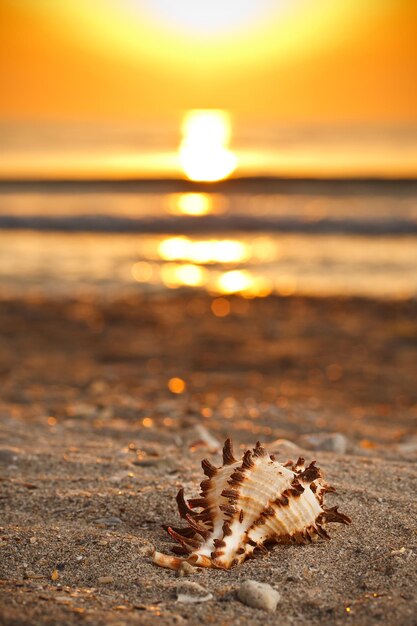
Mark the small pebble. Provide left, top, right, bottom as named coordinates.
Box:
left=176, top=581, right=213, bottom=604
left=51, top=569, right=59, bottom=581
left=0, top=447, right=20, bottom=465
left=67, top=403, right=97, bottom=419
left=269, top=438, right=302, bottom=458
left=299, top=433, right=348, bottom=455
left=176, top=561, right=195, bottom=577
left=237, top=580, right=281, bottom=612
left=98, top=576, right=114, bottom=584
left=108, top=472, right=133, bottom=484
left=24, top=571, right=44, bottom=580
left=184, top=424, right=221, bottom=453
left=138, top=543, right=154, bottom=557
left=132, top=458, right=178, bottom=472
left=29, top=537, right=37, bottom=544
left=286, top=574, right=302, bottom=582
left=132, top=458, right=162, bottom=467
left=397, top=435, right=417, bottom=455
left=94, top=517, right=122, bottom=527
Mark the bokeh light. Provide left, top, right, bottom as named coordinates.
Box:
left=168, top=377, right=186, bottom=393
left=211, top=297, right=231, bottom=317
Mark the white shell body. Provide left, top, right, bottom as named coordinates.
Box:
left=153, top=439, right=350, bottom=570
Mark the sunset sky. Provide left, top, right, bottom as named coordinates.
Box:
left=1, top=0, right=416, bottom=124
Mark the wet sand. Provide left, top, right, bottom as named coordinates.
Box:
left=0, top=294, right=416, bottom=625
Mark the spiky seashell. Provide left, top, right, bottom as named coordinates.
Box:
left=153, top=439, right=351, bottom=570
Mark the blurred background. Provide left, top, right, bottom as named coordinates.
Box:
left=0, top=0, right=416, bottom=464
left=0, top=0, right=417, bottom=298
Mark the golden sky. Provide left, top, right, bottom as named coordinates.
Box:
left=1, top=0, right=416, bottom=124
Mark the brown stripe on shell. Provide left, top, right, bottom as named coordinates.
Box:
left=164, top=525, right=195, bottom=539
left=221, top=488, right=239, bottom=501
left=253, top=441, right=267, bottom=457
left=171, top=545, right=189, bottom=556
left=185, top=514, right=211, bottom=539
left=201, top=458, right=217, bottom=478
left=219, top=503, right=238, bottom=516
left=274, top=494, right=289, bottom=506
left=167, top=527, right=199, bottom=549
left=194, top=511, right=212, bottom=523
left=187, top=497, right=207, bottom=508
left=242, top=450, right=254, bottom=469
left=263, top=506, right=275, bottom=517
left=322, top=506, right=352, bottom=525
left=290, top=479, right=305, bottom=494
left=228, top=479, right=244, bottom=488
left=298, top=461, right=321, bottom=484
left=222, top=438, right=237, bottom=465
left=199, top=478, right=211, bottom=493
left=293, top=457, right=305, bottom=471
left=282, top=486, right=304, bottom=499
left=176, top=488, right=195, bottom=519
left=229, top=468, right=245, bottom=484
left=316, top=524, right=331, bottom=540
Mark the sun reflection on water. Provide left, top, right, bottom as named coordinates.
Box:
left=167, top=192, right=226, bottom=216
left=216, top=270, right=273, bottom=297
left=131, top=233, right=283, bottom=297
left=160, top=262, right=208, bottom=287
left=168, top=193, right=212, bottom=216
left=158, top=236, right=250, bottom=264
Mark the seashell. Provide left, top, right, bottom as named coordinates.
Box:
left=153, top=439, right=351, bottom=570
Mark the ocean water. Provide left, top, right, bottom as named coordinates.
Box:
left=0, top=181, right=416, bottom=299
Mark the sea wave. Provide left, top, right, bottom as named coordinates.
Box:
left=1, top=213, right=417, bottom=235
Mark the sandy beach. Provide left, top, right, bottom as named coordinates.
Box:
left=1, top=293, right=416, bottom=625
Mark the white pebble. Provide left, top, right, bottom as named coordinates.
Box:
left=176, top=581, right=213, bottom=604
left=299, top=433, right=348, bottom=455
left=237, top=580, right=281, bottom=612
left=176, top=561, right=196, bottom=577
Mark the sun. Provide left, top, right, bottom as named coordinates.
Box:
left=179, top=110, right=237, bottom=181
left=31, top=1, right=373, bottom=74
left=137, top=0, right=277, bottom=38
